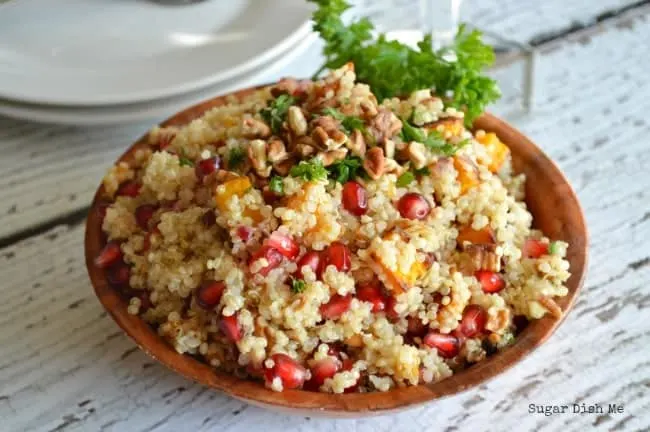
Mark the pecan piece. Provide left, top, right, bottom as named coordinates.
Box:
left=369, top=109, right=402, bottom=144
left=241, top=116, right=271, bottom=139
left=464, top=243, right=501, bottom=272
left=346, top=129, right=366, bottom=157
left=311, top=125, right=347, bottom=151
left=363, top=147, right=386, bottom=180
left=247, top=139, right=271, bottom=178
left=316, top=148, right=348, bottom=167
left=267, top=139, right=288, bottom=164
left=287, top=106, right=307, bottom=136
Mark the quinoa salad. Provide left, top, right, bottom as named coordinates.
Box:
left=94, top=64, right=571, bottom=393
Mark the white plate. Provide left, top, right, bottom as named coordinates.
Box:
left=0, top=34, right=321, bottom=125
left=0, top=0, right=313, bottom=105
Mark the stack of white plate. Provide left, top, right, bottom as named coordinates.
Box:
left=0, top=0, right=317, bottom=125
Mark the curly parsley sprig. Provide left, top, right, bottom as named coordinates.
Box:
left=308, top=0, right=500, bottom=125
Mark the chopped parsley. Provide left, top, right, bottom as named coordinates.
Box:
left=327, top=155, right=363, bottom=183
left=269, top=176, right=284, bottom=195
left=228, top=147, right=245, bottom=169
left=290, top=158, right=329, bottom=181
left=309, top=0, right=500, bottom=125
left=291, top=278, right=307, bottom=294
left=179, top=156, right=194, bottom=167
left=400, top=120, right=467, bottom=156
left=396, top=171, right=415, bottom=187
left=396, top=166, right=431, bottom=187
left=260, top=94, right=296, bottom=134
left=322, top=107, right=366, bottom=134
left=549, top=241, right=560, bottom=255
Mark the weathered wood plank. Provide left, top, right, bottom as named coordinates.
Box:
left=2, top=6, right=650, bottom=432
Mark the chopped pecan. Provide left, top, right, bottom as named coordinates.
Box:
left=241, top=116, right=271, bottom=139
left=383, top=158, right=406, bottom=176
left=267, top=139, right=288, bottom=164
left=486, top=308, right=511, bottom=334
left=247, top=139, right=271, bottom=178
left=273, top=157, right=295, bottom=176
left=311, top=115, right=339, bottom=132
left=464, top=243, right=501, bottom=272
left=369, top=109, right=402, bottom=144
left=359, top=100, right=379, bottom=119
left=287, top=106, right=307, bottom=136
left=316, top=148, right=348, bottom=166
left=271, top=78, right=298, bottom=97
left=363, top=147, right=386, bottom=180
left=408, top=141, right=427, bottom=169
left=346, top=129, right=366, bottom=156
left=311, top=125, right=347, bottom=151
left=295, top=142, right=317, bottom=157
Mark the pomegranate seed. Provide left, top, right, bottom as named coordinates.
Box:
left=106, top=261, right=131, bottom=287
left=196, top=281, right=226, bottom=309
left=397, top=193, right=431, bottom=220
left=356, top=280, right=387, bottom=313
left=460, top=305, right=487, bottom=337
left=295, top=251, right=321, bottom=280
left=320, top=241, right=351, bottom=273
left=248, top=246, right=283, bottom=276
left=452, top=328, right=467, bottom=347
left=423, top=332, right=459, bottom=358
left=266, top=231, right=300, bottom=260
left=320, top=294, right=353, bottom=320
left=202, top=210, right=216, bottom=227
left=219, top=314, right=241, bottom=342
left=264, top=353, right=307, bottom=390
left=135, top=205, right=157, bottom=230
left=342, top=181, right=368, bottom=216
left=307, top=357, right=340, bottom=388
left=407, top=316, right=427, bottom=336
left=116, top=181, right=141, bottom=197
left=523, top=239, right=548, bottom=258
left=195, top=157, right=220, bottom=180
left=236, top=226, right=253, bottom=242
left=385, top=296, right=400, bottom=321
left=475, top=270, right=505, bottom=293
left=95, top=241, right=122, bottom=269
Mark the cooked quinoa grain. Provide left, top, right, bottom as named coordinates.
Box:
left=96, top=65, right=571, bottom=393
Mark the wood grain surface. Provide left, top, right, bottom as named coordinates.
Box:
left=1, top=1, right=649, bottom=431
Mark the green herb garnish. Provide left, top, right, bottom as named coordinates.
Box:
left=290, top=158, right=329, bottom=181
left=322, top=107, right=366, bottom=134
left=396, top=171, right=415, bottom=187
left=327, top=155, right=363, bottom=183
left=269, top=175, right=284, bottom=195
left=400, top=120, right=467, bottom=156
left=228, top=147, right=245, bottom=169
left=549, top=241, right=560, bottom=255
left=291, top=278, right=307, bottom=294
left=309, top=0, right=500, bottom=125
left=414, top=167, right=431, bottom=176
left=179, top=157, right=194, bottom=167
left=260, top=94, right=296, bottom=134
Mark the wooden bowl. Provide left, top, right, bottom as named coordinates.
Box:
left=84, top=86, right=588, bottom=417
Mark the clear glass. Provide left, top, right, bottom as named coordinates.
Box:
left=419, top=0, right=463, bottom=50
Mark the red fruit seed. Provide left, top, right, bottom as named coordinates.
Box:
left=407, top=316, right=427, bottom=336
left=116, top=181, right=141, bottom=197
left=195, top=157, right=220, bottom=180
left=320, top=294, right=353, bottom=320
left=95, top=241, right=122, bottom=269
left=342, top=181, right=368, bottom=216
left=385, top=296, right=400, bottom=321
left=135, top=205, right=157, bottom=230
left=236, top=226, right=253, bottom=242
left=460, top=305, right=487, bottom=337
left=308, top=357, right=340, bottom=387
left=106, top=261, right=131, bottom=287
left=219, top=314, right=241, bottom=342
left=397, top=193, right=431, bottom=220
left=423, top=332, right=460, bottom=358
left=523, top=239, right=549, bottom=258
left=248, top=246, right=283, bottom=276
left=320, top=241, right=351, bottom=273
left=264, top=353, right=307, bottom=390
left=475, top=270, right=506, bottom=293
left=196, top=281, right=226, bottom=309
left=295, top=251, right=322, bottom=280
left=356, top=280, right=387, bottom=313
left=266, top=231, right=300, bottom=260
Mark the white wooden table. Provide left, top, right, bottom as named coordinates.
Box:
left=1, top=1, right=649, bottom=431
